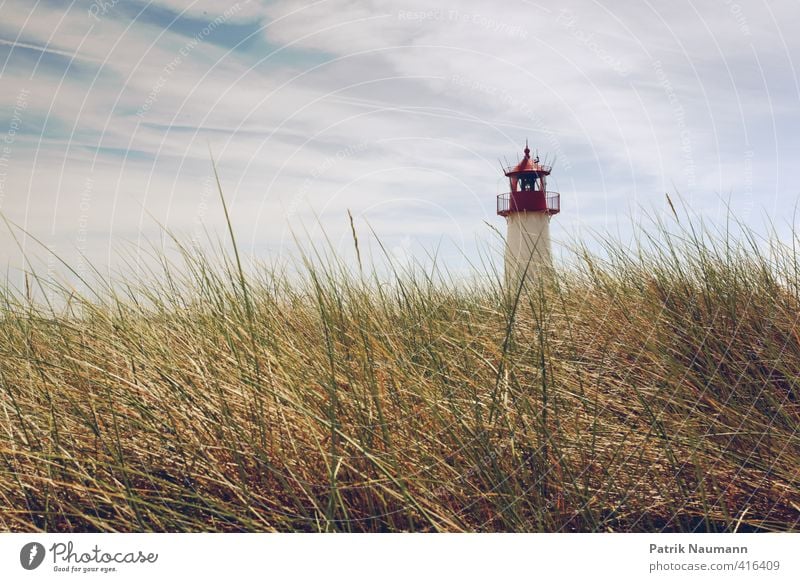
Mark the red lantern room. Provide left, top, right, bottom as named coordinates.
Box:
left=497, top=142, right=560, bottom=216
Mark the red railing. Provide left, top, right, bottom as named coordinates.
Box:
left=497, top=191, right=560, bottom=216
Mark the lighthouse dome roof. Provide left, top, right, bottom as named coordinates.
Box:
left=504, top=142, right=551, bottom=176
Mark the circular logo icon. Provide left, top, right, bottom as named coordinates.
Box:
left=20, top=542, right=46, bottom=570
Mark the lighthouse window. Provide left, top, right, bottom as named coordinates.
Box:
left=519, top=176, right=538, bottom=191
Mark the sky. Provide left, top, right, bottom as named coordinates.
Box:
left=1, top=0, right=799, bottom=285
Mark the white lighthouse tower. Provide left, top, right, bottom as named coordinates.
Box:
left=497, top=142, right=560, bottom=286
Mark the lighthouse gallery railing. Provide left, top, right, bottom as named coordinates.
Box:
left=497, top=191, right=560, bottom=216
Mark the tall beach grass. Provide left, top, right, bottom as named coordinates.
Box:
left=0, top=198, right=798, bottom=532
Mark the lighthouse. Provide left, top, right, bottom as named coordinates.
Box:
left=497, top=142, right=560, bottom=286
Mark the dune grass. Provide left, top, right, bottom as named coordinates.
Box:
left=0, top=200, right=798, bottom=532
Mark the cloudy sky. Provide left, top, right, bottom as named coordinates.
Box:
left=1, top=0, right=799, bottom=282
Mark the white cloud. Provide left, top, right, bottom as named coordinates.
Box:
left=1, top=0, right=799, bottom=282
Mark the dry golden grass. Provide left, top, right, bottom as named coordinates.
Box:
left=0, top=202, right=798, bottom=532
